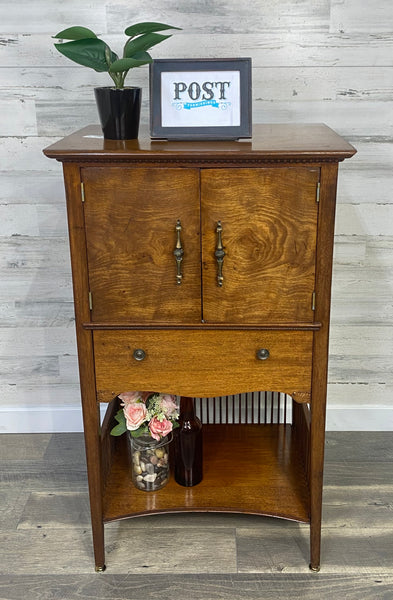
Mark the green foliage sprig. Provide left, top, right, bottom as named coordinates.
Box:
left=53, top=22, right=181, bottom=89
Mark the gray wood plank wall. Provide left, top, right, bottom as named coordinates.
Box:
left=0, top=1, right=392, bottom=432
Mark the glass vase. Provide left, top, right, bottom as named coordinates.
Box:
left=130, top=433, right=171, bottom=492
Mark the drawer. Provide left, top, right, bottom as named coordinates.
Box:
left=93, top=329, right=313, bottom=402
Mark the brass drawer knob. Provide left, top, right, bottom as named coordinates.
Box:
left=257, top=348, right=270, bottom=361
left=133, top=348, right=146, bottom=361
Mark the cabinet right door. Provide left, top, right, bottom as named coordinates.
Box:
left=201, top=168, right=320, bottom=324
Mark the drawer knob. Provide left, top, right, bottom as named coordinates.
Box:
left=133, top=348, right=146, bottom=362
left=257, top=348, right=270, bottom=361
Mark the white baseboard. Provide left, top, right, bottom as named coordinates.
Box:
left=0, top=405, right=86, bottom=433
left=0, top=404, right=110, bottom=434
left=0, top=404, right=392, bottom=433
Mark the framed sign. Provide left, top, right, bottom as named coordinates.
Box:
left=150, top=58, right=252, bottom=140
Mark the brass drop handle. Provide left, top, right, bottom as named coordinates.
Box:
left=215, top=221, right=226, bottom=287
left=173, top=219, right=184, bottom=285
left=133, top=348, right=146, bottom=362
left=257, top=348, right=270, bottom=361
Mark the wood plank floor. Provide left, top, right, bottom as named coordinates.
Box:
left=0, top=432, right=392, bottom=599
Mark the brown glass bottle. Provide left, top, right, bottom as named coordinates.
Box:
left=174, top=397, right=203, bottom=487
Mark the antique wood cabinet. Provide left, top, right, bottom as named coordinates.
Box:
left=44, top=124, right=356, bottom=572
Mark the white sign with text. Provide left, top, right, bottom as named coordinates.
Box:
left=161, top=70, right=241, bottom=128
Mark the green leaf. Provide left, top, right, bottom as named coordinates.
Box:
left=53, top=26, right=97, bottom=40
left=110, top=409, right=127, bottom=436
left=104, top=45, right=119, bottom=68
left=110, top=422, right=127, bottom=436
left=130, top=425, right=149, bottom=438
left=109, top=57, right=152, bottom=73
left=132, top=51, right=152, bottom=62
left=124, top=22, right=181, bottom=37
left=123, top=33, right=171, bottom=59
left=54, top=38, right=112, bottom=72
left=114, top=408, right=126, bottom=424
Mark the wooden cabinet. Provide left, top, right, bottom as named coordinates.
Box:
left=44, top=124, right=356, bottom=572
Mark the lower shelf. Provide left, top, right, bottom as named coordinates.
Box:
left=103, top=424, right=310, bottom=524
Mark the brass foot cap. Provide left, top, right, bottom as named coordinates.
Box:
left=309, top=564, right=320, bottom=572
left=95, top=565, right=106, bottom=572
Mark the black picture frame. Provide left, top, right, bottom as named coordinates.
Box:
left=149, top=58, right=252, bottom=140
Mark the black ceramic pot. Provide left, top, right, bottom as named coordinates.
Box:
left=94, top=87, right=141, bottom=140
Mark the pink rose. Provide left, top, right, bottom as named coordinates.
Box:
left=160, top=394, right=178, bottom=417
left=124, top=402, right=147, bottom=431
left=149, top=416, right=173, bottom=441
left=119, top=391, right=142, bottom=407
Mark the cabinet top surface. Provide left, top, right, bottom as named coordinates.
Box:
left=43, top=123, right=356, bottom=163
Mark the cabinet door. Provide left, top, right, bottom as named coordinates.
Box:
left=201, top=168, right=319, bottom=323
left=82, top=167, right=201, bottom=323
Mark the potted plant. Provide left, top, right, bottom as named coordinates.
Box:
left=53, top=22, right=181, bottom=139
left=111, top=391, right=179, bottom=491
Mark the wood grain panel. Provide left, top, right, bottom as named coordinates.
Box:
left=0, top=97, right=36, bottom=136
left=201, top=168, right=319, bottom=323
left=1, top=0, right=392, bottom=441
left=1, top=573, right=392, bottom=598
left=0, top=4, right=106, bottom=34
left=82, top=167, right=201, bottom=323
left=336, top=204, right=393, bottom=236
left=0, top=172, right=64, bottom=204
left=0, top=203, right=67, bottom=237
left=7, top=30, right=393, bottom=68
left=93, top=329, right=313, bottom=400
left=252, top=101, right=393, bottom=137
left=330, top=0, right=393, bottom=33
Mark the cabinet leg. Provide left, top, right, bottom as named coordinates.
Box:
left=307, top=160, right=339, bottom=571
left=92, top=519, right=106, bottom=572
left=309, top=517, right=321, bottom=571
left=309, top=403, right=326, bottom=572
left=82, top=399, right=106, bottom=571
left=309, top=434, right=323, bottom=571
left=85, top=443, right=106, bottom=571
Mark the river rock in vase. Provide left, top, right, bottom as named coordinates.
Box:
left=130, top=433, right=170, bottom=491
left=174, top=397, right=203, bottom=487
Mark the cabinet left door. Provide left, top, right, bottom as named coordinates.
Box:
left=82, top=167, right=202, bottom=323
